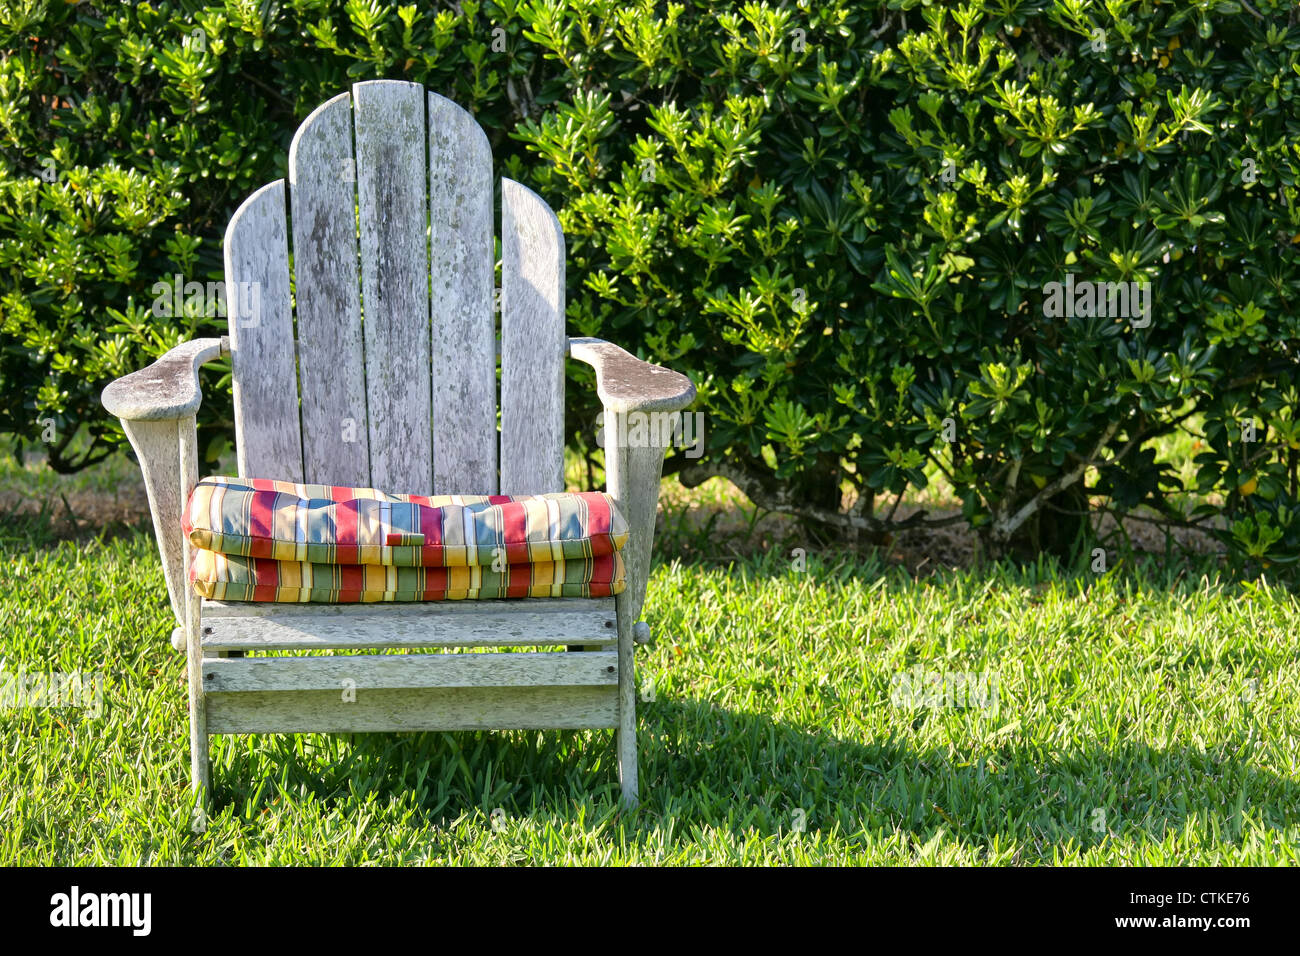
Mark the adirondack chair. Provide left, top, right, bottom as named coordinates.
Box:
left=100, top=81, right=694, bottom=808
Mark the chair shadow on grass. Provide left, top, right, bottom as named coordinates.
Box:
left=211, top=695, right=1297, bottom=860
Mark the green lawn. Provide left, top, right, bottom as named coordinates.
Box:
left=3, top=496, right=1298, bottom=865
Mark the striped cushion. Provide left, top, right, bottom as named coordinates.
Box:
left=191, top=551, right=625, bottom=603
left=183, top=476, right=629, bottom=603
left=184, top=476, right=628, bottom=568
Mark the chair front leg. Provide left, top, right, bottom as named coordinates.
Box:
left=604, top=408, right=675, bottom=810
left=120, top=414, right=209, bottom=803
left=177, top=421, right=210, bottom=805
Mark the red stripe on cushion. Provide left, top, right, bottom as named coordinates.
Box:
left=337, top=563, right=365, bottom=597
left=591, top=553, right=616, bottom=585
left=585, top=494, right=612, bottom=538
left=506, top=561, right=532, bottom=598
left=251, top=556, right=279, bottom=601
left=334, top=499, right=360, bottom=564
left=246, top=491, right=277, bottom=559
left=501, top=500, right=530, bottom=565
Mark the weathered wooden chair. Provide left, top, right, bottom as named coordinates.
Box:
left=100, top=81, right=694, bottom=808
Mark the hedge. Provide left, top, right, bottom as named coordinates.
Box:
left=2, top=0, right=1299, bottom=570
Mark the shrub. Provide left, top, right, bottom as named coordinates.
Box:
left=2, top=0, right=1299, bottom=570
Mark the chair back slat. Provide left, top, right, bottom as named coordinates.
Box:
left=354, top=80, right=432, bottom=495
left=428, top=93, right=498, bottom=493
left=288, top=91, right=370, bottom=487
left=225, top=179, right=303, bottom=481
left=500, top=178, right=567, bottom=494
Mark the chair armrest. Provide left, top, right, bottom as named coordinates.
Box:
left=101, top=337, right=229, bottom=421
left=570, top=337, right=695, bottom=626
left=568, top=337, right=695, bottom=413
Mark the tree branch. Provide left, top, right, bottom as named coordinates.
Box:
left=990, top=419, right=1122, bottom=542
left=678, top=462, right=965, bottom=533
